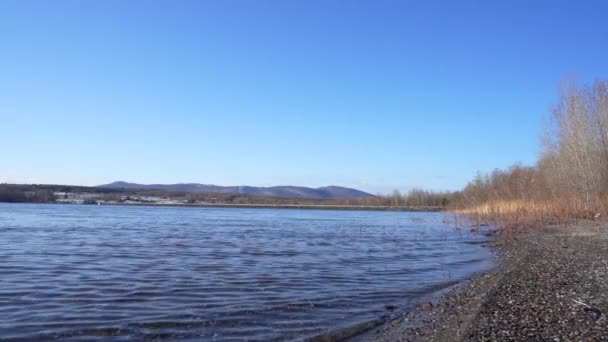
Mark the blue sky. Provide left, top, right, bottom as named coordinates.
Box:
left=1, top=1, right=607, bottom=193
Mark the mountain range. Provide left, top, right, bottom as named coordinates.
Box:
left=99, top=181, right=374, bottom=199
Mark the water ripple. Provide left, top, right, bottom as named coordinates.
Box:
left=0, top=203, right=493, bottom=341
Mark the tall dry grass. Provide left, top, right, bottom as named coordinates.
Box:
left=452, top=196, right=605, bottom=232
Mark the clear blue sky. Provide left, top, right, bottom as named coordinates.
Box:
left=2, top=1, right=607, bottom=193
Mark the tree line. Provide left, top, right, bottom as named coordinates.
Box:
left=0, top=185, right=55, bottom=203
left=454, top=79, right=608, bottom=227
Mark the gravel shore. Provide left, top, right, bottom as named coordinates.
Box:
left=356, top=221, right=608, bottom=341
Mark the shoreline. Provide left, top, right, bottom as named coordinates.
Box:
left=354, top=221, right=608, bottom=341
left=2, top=201, right=443, bottom=212
left=304, top=228, right=498, bottom=342
left=108, top=202, right=443, bottom=212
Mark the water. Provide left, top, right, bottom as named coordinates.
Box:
left=0, top=203, right=493, bottom=341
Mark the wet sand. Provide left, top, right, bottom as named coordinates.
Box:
left=354, top=221, right=608, bottom=341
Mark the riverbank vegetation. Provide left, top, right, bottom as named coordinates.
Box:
left=452, top=79, right=608, bottom=229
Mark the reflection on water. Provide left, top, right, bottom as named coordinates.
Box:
left=0, top=204, right=493, bottom=341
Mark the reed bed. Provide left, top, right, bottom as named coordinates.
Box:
left=451, top=197, right=604, bottom=232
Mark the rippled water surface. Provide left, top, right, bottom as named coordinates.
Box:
left=0, top=203, right=493, bottom=341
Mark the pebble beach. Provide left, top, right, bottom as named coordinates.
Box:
left=358, top=221, right=608, bottom=341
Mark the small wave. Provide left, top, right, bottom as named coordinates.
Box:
left=0, top=204, right=494, bottom=341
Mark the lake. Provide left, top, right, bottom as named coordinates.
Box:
left=0, top=203, right=493, bottom=341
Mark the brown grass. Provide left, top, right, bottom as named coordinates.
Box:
left=451, top=197, right=604, bottom=231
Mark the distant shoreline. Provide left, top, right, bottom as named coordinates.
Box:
left=0, top=184, right=452, bottom=210
left=1, top=201, right=443, bottom=212
left=117, top=202, right=444, bottom=211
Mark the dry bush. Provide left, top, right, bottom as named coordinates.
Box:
left=454, top=79, right=608, bottom=231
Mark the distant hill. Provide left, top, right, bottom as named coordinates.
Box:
left=99, top=181, right=374, bottom=199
